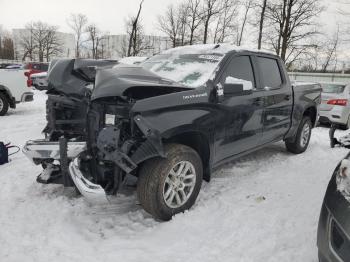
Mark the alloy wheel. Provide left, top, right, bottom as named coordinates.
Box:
left=300, top=122, right=311, bottom=148
left=163, top=161, right=196, bottom=208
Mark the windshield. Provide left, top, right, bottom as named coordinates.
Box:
left=141, top=53, right=224, bottom=87
left=322, top=84, right=346, bottom=94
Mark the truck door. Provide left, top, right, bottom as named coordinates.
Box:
left=214, top=55, right=264, bottom=163
left=255, top=56, right=293, bottom=143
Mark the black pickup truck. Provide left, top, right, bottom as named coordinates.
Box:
left=24, top=44, right=321, bottom=221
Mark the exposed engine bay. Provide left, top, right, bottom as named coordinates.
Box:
left=23, top=58, right=192, bottom=201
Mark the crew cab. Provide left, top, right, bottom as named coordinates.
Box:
left=23, top=44, right=322, bottom=220
left=0, top=68, right=33, bottom=116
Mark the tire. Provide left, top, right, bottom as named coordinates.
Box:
left=285, top=116, right=312, bottom=154
left=137, top=143, right=203, bottom=221
left=0, top=92, right=9, bottom=116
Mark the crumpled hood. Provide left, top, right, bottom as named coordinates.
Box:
left=47, top=59, right=118, bottom=97
left=91, top=64, right=191, bottom=101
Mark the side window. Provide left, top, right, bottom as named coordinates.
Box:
left=257, top=57, right=283, bottom=89
left=40, top=64, right=49, bottom=71
left=220, top=55, right=255, bottom=91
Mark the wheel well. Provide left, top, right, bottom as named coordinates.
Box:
left=0, top=86, right=14, bottom=108
left=164, top=132, right=211, bottom=182
left=303, top=107, right=317, bottom=127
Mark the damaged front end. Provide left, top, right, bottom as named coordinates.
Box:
left=23, top=59, right=187, bottom=203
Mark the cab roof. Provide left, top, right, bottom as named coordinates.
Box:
left=161, top=43, right=276, bottom=57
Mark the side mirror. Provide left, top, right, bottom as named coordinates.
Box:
left=223, top=77, right=253, bottom=96
left=224, top=83, right=244, bottom=95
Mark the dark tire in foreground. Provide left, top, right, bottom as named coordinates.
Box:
left=285, top=116, right=312, bottom=154
left=0, top=92, right=9, bottom=116
left=137, top=143, right=203, bottom=221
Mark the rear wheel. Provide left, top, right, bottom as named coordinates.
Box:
left=137, top=144, right=203, bottom=221
left=285, top=116, right=312, bottom=154
left=0, top=93, right=9, bottom=116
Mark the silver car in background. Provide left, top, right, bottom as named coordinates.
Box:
left=319, top=82, right=350, bottom=129
left=31, top=72, right=48, bottom=91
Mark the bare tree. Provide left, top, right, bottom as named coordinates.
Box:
left=257, top=0, right=268, bottom=49
left=178, top=2, right=190, bottom=46
left=1, top=37, right=15, bottom=60
left=237, top=0, right=254, bottom=46
left=86, top=24, right=103, bottom=59
left=43, top=27, right=63, bottom=62
left=19, top=23, right=36, bottom=61
left=213, top=0, right=239, bottom=43
left=186, top=0, right=202, bottom=45
left=127, top=0, right=144, bottom=56
left=201, top=0, right=222, bottom=44
left=265, top=0, right=324, bottom=62
left=19, top=21, right=62, bottom=62
left=67, top=13, right=88, bottom=58
left=124, top=16, right=149, bottom=56
left=322, top=26, right=340, bottom=72
left=0, top=27, right=15, bottom=60
left=31, top=21, right=50, bottom=62
left=158, top=5, right=182, bottom=47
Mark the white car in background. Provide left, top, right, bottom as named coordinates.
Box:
left=31, top=72, right=48, bottom=91
left=319, top=82, right=350, bottom=129
left=0, top=69, right=33, bottom=116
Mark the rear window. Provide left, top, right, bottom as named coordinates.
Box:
left=257, top=57, right=283, bottom=89
left=322, top=84, right=346, bottom=94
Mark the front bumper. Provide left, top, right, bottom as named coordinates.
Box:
left=23, top=139, right=109, bottom=204
left=69, top=158, right=108, bottom=204
left=23, top=139, right=86, bottom=161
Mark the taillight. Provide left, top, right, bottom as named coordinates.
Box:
left=327, top=99, right=348, bottom=106
left=24, top=71, right=29, bottom=77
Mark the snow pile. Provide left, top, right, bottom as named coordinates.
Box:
left=161, top=43, right=275, bottom=56
left=337, top=159, right=350, bottom=201
left=0, top=91, right=349, bottom=262
left=119, top=56, right=148, bottom=65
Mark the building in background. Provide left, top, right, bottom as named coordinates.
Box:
left=12, top=29, right=75, bottom=61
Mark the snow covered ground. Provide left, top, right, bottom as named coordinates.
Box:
left=0, top=91, right=349, bottom=262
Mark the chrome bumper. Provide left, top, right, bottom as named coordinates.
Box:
left=23, top=139, right=108, bottom=204
left=69, top=158, right=108, bottom=204
left=23, top=140, right=87, bottom=162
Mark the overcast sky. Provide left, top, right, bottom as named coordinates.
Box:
left=0, top=0, right=174, bottom=35
left=0, top=0, right=349, bottom=37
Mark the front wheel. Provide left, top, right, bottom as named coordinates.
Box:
left=137, top=144, right=203, bottom=221
left=285, top=116, right=312, bottom=154
left=0, top=93, right=9, bottom=116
